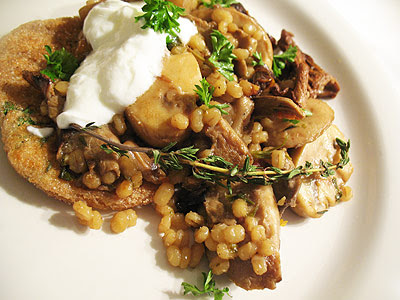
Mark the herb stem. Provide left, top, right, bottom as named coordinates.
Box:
left=181, top=159, right=230, bottom=174
left=247, top=165, right=337, bottom=177
left=69, top=123, right=153, bottom=153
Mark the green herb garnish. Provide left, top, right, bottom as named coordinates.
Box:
left=100, top=144, right=129, bottom=158
left=194, top=78, right=230, bottom=115
left=336, top=138, right=350, bottom=169
left=135, top=0, right=185, bottom=45
left=40, top=45, right=79, bottom=81
left=182, top=270, right=231, bottom=300
left=272, top=45, right=297, bottom=77
left=208, top=30, right=237, bottom=81
left=302, top=108, right=313, bottom=117
left=2, top=102, right=36, bottom=126
left=153, top=142, right=199, bottom=171
left=59, top=166, right=77, bottom=181
left=252, top=51, right=265, bottom=67
left=282, top=118, right=300, bottom=125
left=82, top=122, right=99, bottom=131
left=202, top=0, right=238, bottom=8
left=2, top=101, right=17, bottom=116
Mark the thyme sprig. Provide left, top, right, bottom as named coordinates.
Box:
left=70, top=124, right=350, bottom=193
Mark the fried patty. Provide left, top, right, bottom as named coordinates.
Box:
left=0, top=17, right=156, bottom=210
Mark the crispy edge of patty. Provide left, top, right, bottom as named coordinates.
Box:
left=0, top=17, right=156, bottom=210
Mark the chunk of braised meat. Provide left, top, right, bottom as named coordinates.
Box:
left=277, top=29, right=340, bottom=99
left=23, top=72, right=65, bottom=121
left=204, top=117, right=253, bottom=167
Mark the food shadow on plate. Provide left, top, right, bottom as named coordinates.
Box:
left=0, top=140, right=89, bottom=234
left=281, top=208, right=308, bottom=226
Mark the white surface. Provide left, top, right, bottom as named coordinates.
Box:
left=0, top=1, right=399, bottom=300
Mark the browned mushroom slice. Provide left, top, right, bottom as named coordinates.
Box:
left=23, top=72, right=65, bottom=121
left=253, top=93, right=305, bottom=120
left=227, top=185, right=282, bottom=290
left=290, top=125, right=353, bottom=218
left=125, top=52, right=201, bottom=147
left=204, top=117, right=253, bottom=166
left=261, top=98, right=334, bottom=148
left=231, top=96, right=254, bottom=137
left=190, top=7, right=274, bottom=69
left=277, top=29, right=340, bottom=99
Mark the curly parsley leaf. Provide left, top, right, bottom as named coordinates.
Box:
left=135, top=0, right=185, bottom=45
left=202, top=0, right=238, bottom=8
left=272, top=45, right=297, bottom=77
left=182, top=270, right=231, bottom=300
left=252, top=51, right=265, bottom=67
left=208, top=30, right=237, bottom=81
left=194, top=78, right=230, bottom=115
left=40, top=45, right=79, bottom=81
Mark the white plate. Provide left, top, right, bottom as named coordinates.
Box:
left=1, top=1, right=399, bottom=299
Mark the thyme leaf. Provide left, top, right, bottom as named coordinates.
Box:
left=100, top=143, right=129, bottom=158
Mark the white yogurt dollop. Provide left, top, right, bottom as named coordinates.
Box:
left=27, top=126, right=54, bottom=138
left=56, top=0, right=197, bottom=129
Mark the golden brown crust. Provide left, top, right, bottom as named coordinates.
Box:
left=0, top=17, right=156, bottom=210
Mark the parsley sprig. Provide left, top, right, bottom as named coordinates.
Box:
left=40, top=45, right=79, bottom=81
left=195, top=79, right=230, bottom=115
left=252, top=51, right=265, bottom=67
left=135, top=0, right=185, bottom=44
left=182, top=270, right=231, bottom=300
left=208, top=30, right=237, bottom=81
left=272, top=45, right=297, bottom=77
left=202, top=0, right=238, bottom=8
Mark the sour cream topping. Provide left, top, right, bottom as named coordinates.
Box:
left=27, top=126, right=54, bottom=138
left=56, top=0, right=197, bottom=129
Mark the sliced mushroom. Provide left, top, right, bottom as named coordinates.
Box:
left=204, top=117, right=253, bottom=166
left=23, top=72, right=66, bottom=121
left=125, top=52, right=201, bottom=147
left=227, top=7, right=273, bottom=69
left=231, top=96, right=254, bottom=137
left=260, top=98, right=334, bottom=148
left=290, top=125, right=353, bottom=218
left=190, top=7, right=274, bottom=69
left=227, top=185, right=282, bottom=290
left=253, top=93, right=305, bottom=120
